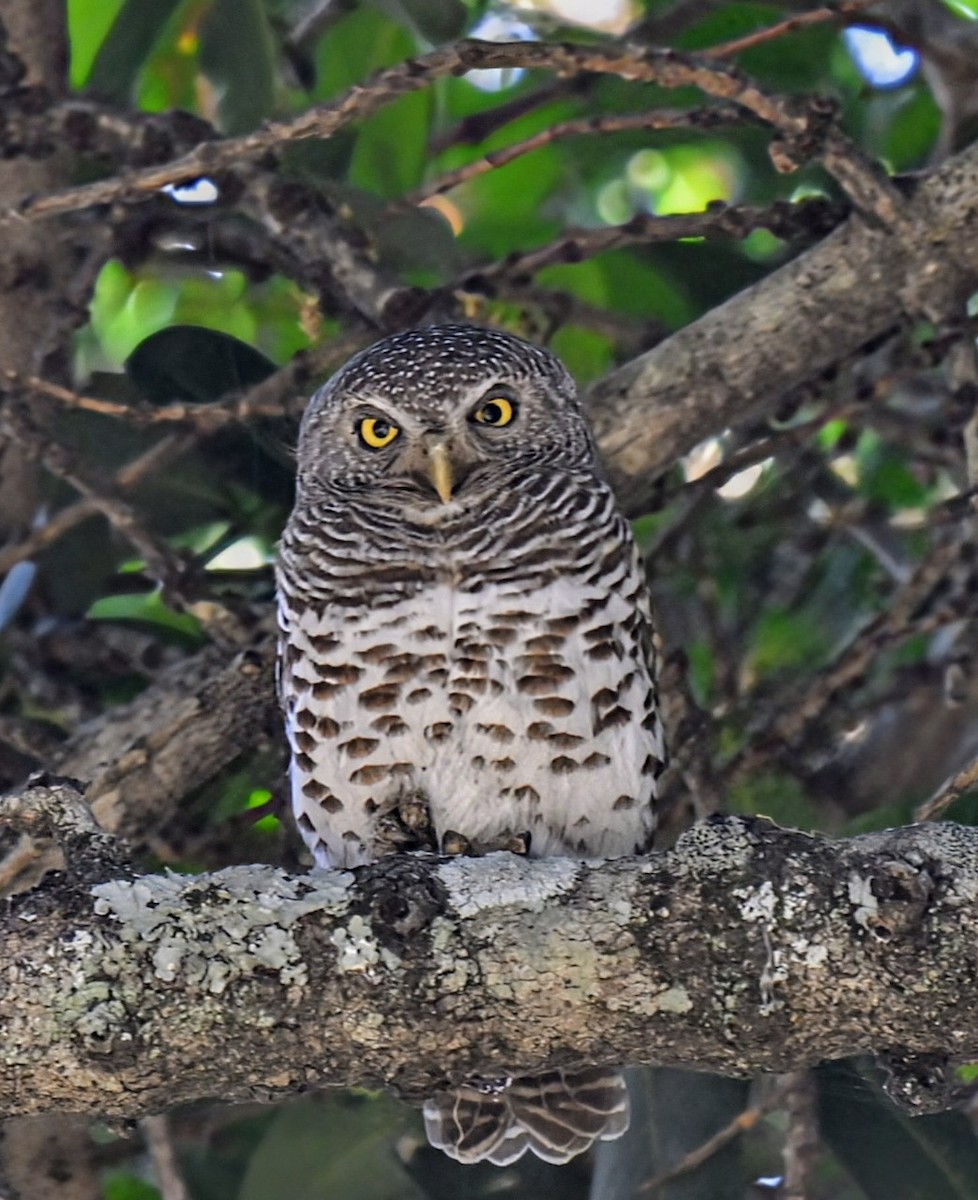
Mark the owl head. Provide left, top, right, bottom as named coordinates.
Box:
left=295, top=325, right=596, bottom=507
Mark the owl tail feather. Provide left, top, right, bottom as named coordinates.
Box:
left=423, top=1067, right=629, bottom=1166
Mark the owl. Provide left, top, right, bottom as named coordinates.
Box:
left=276, top=325, right=666, bottom=1165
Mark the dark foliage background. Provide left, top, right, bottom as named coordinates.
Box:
left=4, top=1, right=978, bottom=1197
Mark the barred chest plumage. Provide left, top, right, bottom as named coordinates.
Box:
left=277, top=478, right=664, bottom=869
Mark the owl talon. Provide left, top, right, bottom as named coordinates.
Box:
left=442, top=830, right=471, bottom=856
left=398, top=792, right=432, bottom=834
left=440, top=829, right=531, bottom=856
left=373, top=790, right=436, bottom=855
left=501, top=830, right=532, bottom=856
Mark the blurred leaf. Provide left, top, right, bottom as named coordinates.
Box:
left=675, top=2, right=782, bottom=50
left=857, top=434, right=930, bottom=509
left=686, top=640, right=714, bottom=707
left=102, top=1172, right=161, bottom=1200
left=375, top=207, right=465, bottom=280
left=180, top=1111, right=278, bottom=1200
left=370, top=0, right=470, bottom=42
left=68, top=0, right=127, bottom=89
left=92, top=259, right=135, bottom=318
left=84, top=0, right=180, bottom=101
left=540, top=253, right=694, bottom=327
left=819, top=418, right=850, bottom=449
left=351, top=88, right=434, bottom=198
left=454, top=119, right=565, bottom=258
left=127, top=279, right=181, bottom=338
left=200, top=0, right=277, bottom=133
left=237, top=1095, right=426, bottom=1200
left=749, top=608, right=829, bottom=678
left=315, top=5, right=415, bottom=98
left=88, top=590, right=204, bottom=639
left=818, top=1061, right=978, bottom=1200
left=880, top=85, right=941, bottom=171
left=125, top=326, right=278, bottom=404
left=678, top=6, right=839, bottom=89
left=550, top=324, right=614, bottom=383
left=941, top=0, right=978, bottom=17
left=135, top=3, right=201, bottom=114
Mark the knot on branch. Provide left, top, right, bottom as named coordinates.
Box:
left=852, top=856, right=935, bottom=942
left=356, top=854, right=448, bottom=954
left=768, top=94, right=838, bottom=174
left=0, top=777, right=131, bottom=895
left=879, top=1049, right=971, bottom=1115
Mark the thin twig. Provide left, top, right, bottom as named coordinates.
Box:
left=474, top=197, right=846, bottom=285
left=724, top=536, right=961, bottom=783
left=0, top=402, right=188, bottom=592
left=638, top=1078, right=791, bottom=1195
left=141, top=1114, right=190, bottom=1200
left=409, top=106, right=746, bottom=204
left=0, top=434, right=189, bottom=576
left=702, top=1, right=876, bottom=59
left=781, top=1070, right=819, bottom=1200
left=11, top=331, right=364, bottom=435
left=916, top=753, right=978, bottom=822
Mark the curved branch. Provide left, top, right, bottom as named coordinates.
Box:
left=588, top=136, right=978, bottom=514
left=3, top=784, right=977, bottom=1118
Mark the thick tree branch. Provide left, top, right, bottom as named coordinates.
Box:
left=54, top=629, right=278, bottom=852
left=3, top=784, right=978, bottom=1119
left=588, top=136, right=978, bottom=515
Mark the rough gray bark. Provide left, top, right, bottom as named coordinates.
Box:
left=2, top=782, right=977, bottom=1120
left=0, top=11, right=115, bottom=1197
left=587, top=135, right=978, bottom=515
left=0, top=3, right=102, bottom=543
left=55, top=629, right=278, bottom=851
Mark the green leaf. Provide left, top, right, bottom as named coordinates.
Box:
left=819, top=1061, right=978, bottom=1200
left=83, top=0, right=180, bottom=101
left=540, top=252, right=694, bottom=327
left=125, top=326, right=278, bottom=404
left=857, top=434, right=930, bottom=509
left=199, top=0, right=277, bottom=133
left=686, top=639, right=714, bottom=707
left=370, top=0, right=470, bottom=42
left=314, top=5, right=415, bottom=98
left=350, top=88, right=434, bottom=198
left=91, top=259, right=134, bottom=318
left=88, top=590, right=203, bottom=639
left=102, top=1172, right=161, bottom=1200
left=879, top=84, right=941, bottom=173
left=941, top=0, right=978, bottom=18
left=68, top=0, right=127, bottom=89
left=237, top=1095, right=426, bottom=1200
left=749, top=608, right=829, bottom=677
left=550, top=324, right=614, bottom=384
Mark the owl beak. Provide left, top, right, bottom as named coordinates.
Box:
left=427, top=442, right=454, bottom=504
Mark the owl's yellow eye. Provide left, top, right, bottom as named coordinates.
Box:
left=358, top=417, right=400, bottom=449
left=472, top=397, right=516, bottom=427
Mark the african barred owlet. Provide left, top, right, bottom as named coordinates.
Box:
left=276, top=325, right=666, bottom=1165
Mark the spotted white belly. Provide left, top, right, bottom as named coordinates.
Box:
left=280, top=576, right=662, bottom=868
